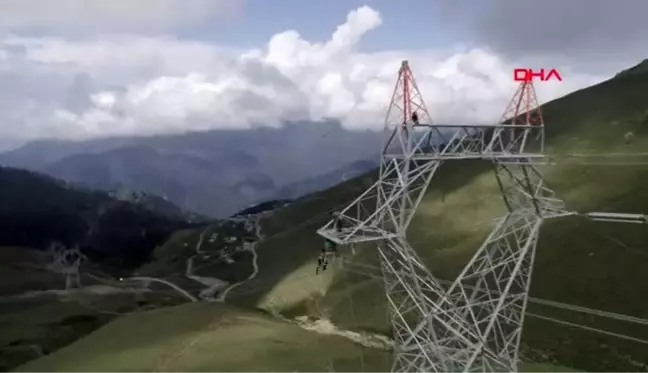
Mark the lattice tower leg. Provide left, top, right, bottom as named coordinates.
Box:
left=369, top=121, right=504, bottom=372
left=64, top=269, right=81, bottom=290
left=73, top=271, right=81, bottom=288
left=65, top=272, right=74, bottom=290
left=378, top=237, right=490, bottom=372
left=442, top=162, right=567, bottom=372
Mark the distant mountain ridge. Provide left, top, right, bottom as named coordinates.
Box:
left=0, top=120, right=384, bottom=217
left=0, top=166, right=199, bottom=269
left=108, top=185, right=207, bottom=223
left=276, top=158, right=378, bottom=200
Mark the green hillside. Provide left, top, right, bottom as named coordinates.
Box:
left=226, top=62, right=648, bottom=371
left=15, top=302, right=573, bottom=372
left=19, top=60, right=648, bottom=372
left=0, top=242, right=192, bottom=371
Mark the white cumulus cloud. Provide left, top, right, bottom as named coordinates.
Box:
left=0, top=5, right=617, bottom=142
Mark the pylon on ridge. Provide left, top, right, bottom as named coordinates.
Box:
left=317, top=61, right=551, bottom=247
left=319, top=60, right=646, bottom=372
left=382, top=60, right=438, bottom=157
left=500, top=81, right=543, bottom=126
left=385, top=60, right=433, bottom=128
left=485, top=80, right=545, bottom=157
left=314, top=60, right=579, bottom=372
left=437, top=81, right=568, bottom=371
left=319, top=61, right=489, bottom=372
left=317, top=60, right=444, bottom=245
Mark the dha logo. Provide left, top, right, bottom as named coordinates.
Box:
left=513, top=68, right=563, bottom=82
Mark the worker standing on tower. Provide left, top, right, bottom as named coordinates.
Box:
left=333, top=211, right=345, bottom=233
left=411, top=111, right=419, bottom=125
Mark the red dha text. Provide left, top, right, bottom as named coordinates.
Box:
left=513, top=68, right=563, bottom=82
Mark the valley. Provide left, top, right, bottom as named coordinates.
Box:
left=2, top=59, right=648, bottom=372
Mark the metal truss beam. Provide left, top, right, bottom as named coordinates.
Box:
left=402, top=162, right=570, bottom=371
left=318, top=81, right=546, bottom=247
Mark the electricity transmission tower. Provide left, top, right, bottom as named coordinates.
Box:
left=47, top=243, right=86, bottom=290
left=316, top=60, right=572, bottom=372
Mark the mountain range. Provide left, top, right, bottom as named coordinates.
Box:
left=0, top=120, right=382, bottom=218
left=0, top=166, right=199, bottom=272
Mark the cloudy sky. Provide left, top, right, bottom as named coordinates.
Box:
left=0, top=0, right=646, bottom=146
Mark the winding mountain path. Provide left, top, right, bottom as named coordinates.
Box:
left=216, top=217, right=262, bottom=302
left=53, top=216, right=262, bottom=304
left=127, top=276, right=197, bottom=302
left=185, top=228, right=229, bottom=300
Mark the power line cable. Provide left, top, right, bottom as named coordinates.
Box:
left=336, top=260, right=648, bottom=330
left=526, top=312, right=648, bottom=346
left=550, top=151, right=648, bottom=158
left=529, top=297, right=648, bottom=327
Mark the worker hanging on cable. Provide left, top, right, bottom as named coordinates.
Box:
left=316, top=238, right=338, bottom=274
left=316, top=247, right=329, bottom=274
left=316, top=249, right=326, bottom=274
left=323, top=237, right=336, bottom=263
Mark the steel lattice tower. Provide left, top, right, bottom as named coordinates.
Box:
left=317, top=60, right=572, bottom=372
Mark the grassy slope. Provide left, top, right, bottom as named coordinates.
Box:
left=0, top=166, right=206, bottom=370
left=227, top=69, right=648, bottom=371
left=16, top=302, right=392, bottom=372
left=21, top=64, right=648, bottom=372
left=16, top=302, right=571, bottom=372
left=0, top=246, right=188, bottom=371
left=0, top=247, right=61, bottom=297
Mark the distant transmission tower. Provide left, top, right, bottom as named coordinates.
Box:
left=48, top=244, right=86, bottom=290
left=317, top=60, right=572, bottom=372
